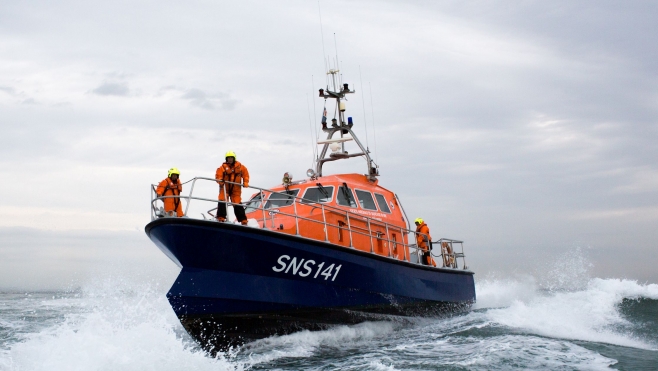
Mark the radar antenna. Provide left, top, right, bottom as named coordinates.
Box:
left=315, top=69, right=379, bottom=181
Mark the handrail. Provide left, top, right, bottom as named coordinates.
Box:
left=151, top=177, right=469, bottom=270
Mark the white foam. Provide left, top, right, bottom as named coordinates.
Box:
left=440, top=335, right=616, bottom=370
left=474, top=275, right=539, bottom=309
left=483, top=277, right=658, bottom=350
left=239, top=321, right=397, bottom=367
left=385, top=320, right=616, bottom=370
left=1, top=278, right=239, bottom=371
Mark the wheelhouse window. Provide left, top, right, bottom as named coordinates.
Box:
left=301, top=185, right=334, bottom=204
left=355, top=189, right=377, bottom=210
left=265, top=189, right=300, bottom=208
left=244, top=193, right=263, bottom=213
left=336, top=184, right=357, bottom=207
left=374, top=193, right=391, bottom=213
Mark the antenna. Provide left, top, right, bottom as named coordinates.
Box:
left=318, top=0, right=327, bottom=73
left=369, top=82, right=378, bottom=164
left=333, top=33, right=339, bottom=73
left=311, top=75, right=319, bottom=156
left=306, top=93, right=316, bottom=167
left=359, top=65, right=369, bottom=150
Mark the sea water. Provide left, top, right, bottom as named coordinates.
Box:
left=1, top=269, right=657, bottom=370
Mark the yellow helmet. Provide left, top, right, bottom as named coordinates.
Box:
left=168, top=167, right=180, bottom=177
left=225, top=150, right=237, bottom=160
left=414, top=218, right=424, bottom=224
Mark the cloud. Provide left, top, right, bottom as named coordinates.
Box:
left=0, top=86, right=15, bottom=95
left=91, top=82, right=130, bottom=96
left=21, top=98, right=37, bottom=105
left=180, top=88, right=238, bottom=110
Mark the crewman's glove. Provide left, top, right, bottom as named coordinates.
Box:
left=243, top=183, right=249, bottom=188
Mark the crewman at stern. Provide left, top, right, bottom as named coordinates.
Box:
left=415, top=218, right=436, bottom=266
left=156, top=168, right=184, bottom=217
left=216, top=151, right=250, bottom=224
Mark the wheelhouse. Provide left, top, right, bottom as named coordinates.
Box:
left=244, top=173, right=409, bottom=260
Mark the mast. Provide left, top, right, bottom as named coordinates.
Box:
left=314, top=69, right=379, bottom=181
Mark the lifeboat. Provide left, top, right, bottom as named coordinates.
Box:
left=145, top=68, right=476, bottom=352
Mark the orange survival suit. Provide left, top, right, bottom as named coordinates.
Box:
left=416, top=221, right=436, bottom=266
left=156, top=177, right=183, bottom=217
left=215, top=160, right=250, bottom=223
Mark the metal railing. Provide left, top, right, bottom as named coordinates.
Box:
left=151, top=177, right=468, bottom=270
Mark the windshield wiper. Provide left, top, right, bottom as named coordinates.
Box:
left=341, top=182, right=353, bottom=205
left=316, top=183, right=329, bottom=198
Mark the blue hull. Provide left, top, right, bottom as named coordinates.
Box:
left=146, top=218, right=475, bottom=350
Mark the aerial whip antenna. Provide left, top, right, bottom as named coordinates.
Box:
left=369, top=82, right=378, bottom=164
left=311, top=75, right=319, bottom=156
left=318, top=0, right=328, bottom=74
left=333, top=33, right=340, bottom=77
left=359, top=65, right=370, bottom=150
left=306, top=93, right=316, bottom=167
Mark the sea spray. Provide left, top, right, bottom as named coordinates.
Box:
left=538, top=245, right=593, bottom=292
left=474, top=245, right=658, bottom=349
left=1, top=277, right=239, bottom=371
left=482, top=277, right=658, bottom=350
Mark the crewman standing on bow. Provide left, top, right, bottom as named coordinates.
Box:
left=415, top=218, right=435, bottom=266
left=156, top=168, right=184, bottom=217
left=216, top=151, right=250, bottom=224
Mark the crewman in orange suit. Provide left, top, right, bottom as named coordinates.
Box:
left=216, top=151, right=250, bottom=224
left=415, top=218, right=436, bottom=266
left=156, top=168, right=184, bottom=217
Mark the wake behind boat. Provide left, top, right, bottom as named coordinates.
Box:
left=145, top=67, right=476, bottom=352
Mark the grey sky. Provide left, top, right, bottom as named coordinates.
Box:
left=1, top=0, right=657, bottom=289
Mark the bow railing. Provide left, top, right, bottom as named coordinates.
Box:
left=151, top=177, right=468, bottom=270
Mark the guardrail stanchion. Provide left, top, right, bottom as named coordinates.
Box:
left=442, top=242, right=446, bottom=268
left=321, top=204, right=329, bottom=241
left=400, top=228, right=404, bottom=261
left=293, top=198, right=300, bottom=236
left=367, top=218, right=373, bottom=253
left=461, top=242, right=466, bottom=269
left=416, top=232, right=421, bottom=265
left=346, top=212, right=353, bottom=248
left=184, top=178, right=198, bottom=217
left=384, top=223, right=391, bottom=258
left=260, top=190, right=266, bottom=229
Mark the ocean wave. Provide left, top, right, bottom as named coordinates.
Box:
left=476, top=277, right=658, bottom=350
left=239, top=321, right=397, bottom=367
left=0, top=278, right=239, bottom=371
left=1, top=268, right=656, bottom=370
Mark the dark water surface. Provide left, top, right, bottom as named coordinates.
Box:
left=1, top=277, right=657, bottom=371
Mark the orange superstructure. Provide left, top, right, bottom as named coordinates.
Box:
left=244, top=173, right=410, bottom=260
